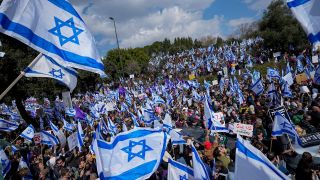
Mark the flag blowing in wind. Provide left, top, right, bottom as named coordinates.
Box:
left=235, top=135, right=289, bottom=180
left=24, top=55, right=78, bottom=92
left=287, top=0, right=320, bottom=47
left=0, top=0, right=105, bottom=75
left=94, top=128, right=169, bottom=180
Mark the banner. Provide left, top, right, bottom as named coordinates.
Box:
left=234, top=123, right=253, bottom=137
left=67, top=132, right=78, bottom=150
left=268, top=106, right=291, bottom=122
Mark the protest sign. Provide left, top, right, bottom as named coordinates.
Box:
left=67, top=132, right=78, bottom=150
left=300, top=86, right=310, bottom=93
left=189, top=73, right=195, bottom=80
left=129, top=74, right=134, bottom=79
left=273, top=52, right=281, bottom=58
left=213, top=112, right=224, bottom=122
left=33, top=133, right=41, bottom=144
left=296, top=73, right=308, bottom=84
left=212, top=80, right=218, bottom=86
left=56, top=130, right=67, bottom=147
left=234, top=123, right=253, bottom=137
left=283, top=72, right=294, bottom=86
left=62, top=91, right=73, bottom=110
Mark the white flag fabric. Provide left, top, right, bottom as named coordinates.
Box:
left=24, top=55, right=78, bottom=92
left=77, top=121, right=84, bottom=151
left=94, top=128, right=169, bottom=180
left=0, top=0, right=105, bottom=75
left=235, top=135, right=289, bottom=180
left=168, top=158, right=194, bottom=180
left=272, top=112, right=297, bottom=137
left=0, top=149, right=10, bottom=177
left=170, top=129, right=186, bottom=145
left=191, top=144, right=210, bottom=179
left=19, top=124, right=35, bottom=141
left=287, top=0, right=320, bottom=47
left=0, top=118, right=19, bottom=132
left=40, top=130, right=59, bottom=146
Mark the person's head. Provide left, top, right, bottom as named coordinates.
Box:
left=56, top=157, right=65, bottom=167
left=60, top=168, right=71, bottom=180
left=79, top=160, right=85, bottom=169
left=301, top=152, right=313, bottom=164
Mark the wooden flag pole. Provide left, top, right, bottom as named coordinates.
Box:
left=0, top=53, right=42, bottom=101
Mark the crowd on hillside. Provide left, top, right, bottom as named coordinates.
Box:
left=0, top=38, right=320, bottom=180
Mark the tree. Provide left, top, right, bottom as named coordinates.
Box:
left=258, top=0, right=309, bottom=51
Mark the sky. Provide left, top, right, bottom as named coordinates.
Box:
left=69, top=0, right=273, bottom=56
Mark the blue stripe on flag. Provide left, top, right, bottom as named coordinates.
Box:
left=308, top=32, right=320, bottom=44
left=99, top=160, right=157, bottom=180
left=287, top=0, right=311, bottom=8
left=237, top=140, right=288, bottom=180
left=48, top=0, right=84, bottom=22
left=0, top=13, right=104, bottom=71
left=168, top=159, right=194, bottom=176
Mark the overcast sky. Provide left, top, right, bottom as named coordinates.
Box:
left=69, top=0, right=273, bottom=56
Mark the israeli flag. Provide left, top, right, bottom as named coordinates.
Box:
left=162, top=113, right=172, bottom=130
left=77, top=121, right=84, bottom=151
left=267, top=68, right=280, bottom=80
left=191, top=144, right=210, bottom=179
left=250, top=78, right=264, bottom=96
left=0, top=119, right=19, bottom=132
left=19, top=124, right=35, bottom=141
left=94, top=128, right=169, bottom=180
left=268, top=83, right=281, bottom=107
left=170, top=130, right=186, bottom=145
left=40, top=130, right=59, bottom=146
left=314, top=65, right=320, bottom=85
left=63, top=118, right=75, bottom=132
left=24, top=55, right=78, bottom=92
left=0, top=149, right=10, bottom=177
left=282, top=82, right=293, bottom=98
left=235, top=135, right=289, bottom=180
left=168, top=159, right=194, bottom=180
left=0, top=0, right=105, bottom=75
left=285, top=62, right=292, bottom=75
left=296, top=57, right=304, bottom=73
left=204, top=80, right=211, bottom=89
left=152, top=94, right=166, bottom=105
left=18, top=157, right=33, bottom=180
left=204, top=96, right=228, bottom=132
left=129, top=112, right=140, bottom=128
left=272, top=112, right=297, bottom=137
left=49, top=121, right=59, bottom=133
left=287, top=0, right=320, bottom=47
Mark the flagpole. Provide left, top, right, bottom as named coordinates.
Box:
left=0, top=53, right=42, bottom=101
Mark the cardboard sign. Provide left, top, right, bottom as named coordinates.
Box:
left=33, top=133, right=41, bottom=144
left=312, top=55, right=319, bottom=64
left=268, top=106, right=291, bottom=121
left=234, top=123, right=253, bottom=137
left=189, top=74, right=195, bottom=80
left=296, top=73, right=308, bottom=84
left=67, top=132, right=78, bottom=151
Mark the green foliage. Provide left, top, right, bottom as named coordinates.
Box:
left=258, top=0, right=310, bottom=51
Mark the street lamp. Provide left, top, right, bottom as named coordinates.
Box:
left=109, top=17, right=124, bottom=77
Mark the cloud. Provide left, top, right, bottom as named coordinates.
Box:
left=242, top=0, right=273, bottom=11
left=69, top=0, right=219, bottom=53
left=228, top=17, right=255, bottom=28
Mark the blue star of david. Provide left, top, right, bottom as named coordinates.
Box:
left=48, top=17, right=84, bottom=46
left=180, top=174, right=188, bottom=180
left=49, top=68, right=64, bottom=79
left=280, top=121, right=293, bottom=130
left=26, top=128, right=33, bottom=134
left=257, top=84, right=262, bottom=89
left=121, top=139, right=153, bottom=162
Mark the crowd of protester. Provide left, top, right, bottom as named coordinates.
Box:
left=0, top=37, right=320, bottom=180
